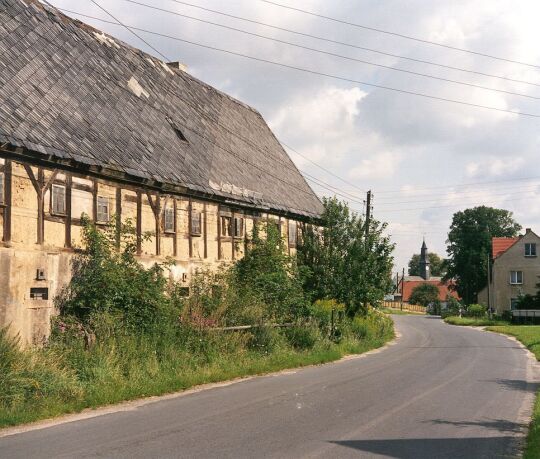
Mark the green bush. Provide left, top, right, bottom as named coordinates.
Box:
left=248, top=326, right=287, bottom=353
left=467, top=304, right=487, bottom=318
left=347, top=311, right=394, bottom=341
left=284, top=325, right=320, bottom=350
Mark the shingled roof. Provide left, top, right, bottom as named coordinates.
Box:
left=0, top=0, right=323, bottom=219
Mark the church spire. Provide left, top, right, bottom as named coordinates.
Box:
left=420, top=238, right=430, bottom=280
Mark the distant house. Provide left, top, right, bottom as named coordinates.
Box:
left=396, top=239, right=458, bottom=304
left=478, top=229, right=540, bottom=314
left=0, top=1, right=322, bottom=344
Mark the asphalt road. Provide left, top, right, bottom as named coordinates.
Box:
left=1, top=315, right=538, bottom=459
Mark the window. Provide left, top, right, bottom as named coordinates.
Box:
left=51, top=184, right=66, bottom=215
left=164, top=206, right=175, bottom=233
left=510, top=298, right=519, bottom=310
left=510, top=271, right=523, bottom=285
left=30, top=287, right=49, bottom=300
left=525, top=243, right=537, bottom=257
left=96, top=196, right=109, bottom=223
left=288, top=221, right=297, bottom=247
left=221, top=216, right=232, bottom=237
left=233, top=217, right=244, bottom=238
left=191, top=210, right=202, bottom=235
left=0, top=171, right=4, bottom=204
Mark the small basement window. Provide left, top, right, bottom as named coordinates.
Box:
left=164, top=206, right=175, bottom=233
left=96, top=196, right=110, bottom=223
left=191, top=210, right=202, bottom=236
left=30, top=287, right=49, bottom=300
left=525, top=243, right=537, bottom=257
left=51, top=184, right=66, bottom=215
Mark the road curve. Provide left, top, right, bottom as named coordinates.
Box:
left=0, top=316, right=538, bottom=458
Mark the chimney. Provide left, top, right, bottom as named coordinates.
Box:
left=167, top=61, right=188, bottom=72
left=526, top=228, right=532, bottom=234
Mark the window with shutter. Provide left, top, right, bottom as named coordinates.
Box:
left=51, top=184, right=66, bottom=215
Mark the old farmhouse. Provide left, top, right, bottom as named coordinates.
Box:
left=0, top=0, right=323, bottom=344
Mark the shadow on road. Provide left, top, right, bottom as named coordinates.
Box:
left=330, top=436, right=516, bottom=458
left=427, top=418, right=524, bottom=434
left=487, top=378, right=539, bottom=393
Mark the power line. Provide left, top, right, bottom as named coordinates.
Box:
left=260, top=0, right=540, bottom=70
left=374, top=180, right=540, bottom=204
left=280, top=141, right=366, bottom=193
left=374, top=175, right=540, bottom=195
left=375, top=185, right=540, bottom=207
left=88, top=0, right=171, bottom=61
left=163, top=0, right=540, bottom=88
left=120, top=0, right=540, bottom=102
left=54, top=9, right=540, bottom=119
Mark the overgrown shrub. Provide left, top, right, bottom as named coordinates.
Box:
left=55, top=217, right=180, bottom=334
left=248, top=326, right=287, bottom=353
left=347, top=310, right=394, bottom=341
left=467, top=304, right=487, bottom=318
left=284, top=325, right=320, bottom=350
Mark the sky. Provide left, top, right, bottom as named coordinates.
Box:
left=48, top=0, right=540, bottom=274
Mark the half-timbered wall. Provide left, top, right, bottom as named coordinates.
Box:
left=0, top=157, right=304, bottom=345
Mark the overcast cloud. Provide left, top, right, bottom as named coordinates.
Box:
left=49, top=0, right=540, bottom=273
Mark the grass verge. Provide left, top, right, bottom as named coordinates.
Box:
left=0, top=318, right=394, bottom=429
left=485, top=325, right=540, bottom=459
left=444, top=316, right=510, bottom=326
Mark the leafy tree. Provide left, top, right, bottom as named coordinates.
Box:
left=234, top=223, right=308, bottom=322
left=408, top=252, right=446, bottom=277
left=444, top=206, right=521, bottom=305
left=298, top=197, right=394, bottom=316
left=409, top=283, right=440, bottom=307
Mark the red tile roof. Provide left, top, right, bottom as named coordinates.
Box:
left=401, top=279, right=459, bottom=302
left=492, top=237, right=519, bottom=259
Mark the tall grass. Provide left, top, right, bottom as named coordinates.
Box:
left=0, top=311, right=394, bottom=428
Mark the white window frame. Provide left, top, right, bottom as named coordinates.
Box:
left=96, top=196, right=110, bottom=223
left=164, top=206, right=175, bottom=233
left=525, top=243, right=537, bottom=257
left=51, top=184, right=66, bottom=216
left=510, top=270, right=523, bottom=285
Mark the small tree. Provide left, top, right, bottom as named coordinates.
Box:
left=298, top=197, right=394, bottom=316
left=409, top=283, right=440, bottom=308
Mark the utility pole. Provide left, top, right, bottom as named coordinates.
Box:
left=365, top=190, right=372, bottom=239
left=487, top=252, right=492, bottom=319
left=401, top=267, right=405, bottom=311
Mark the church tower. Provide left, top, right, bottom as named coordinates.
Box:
left=419, top=238, right=430, bottom=280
